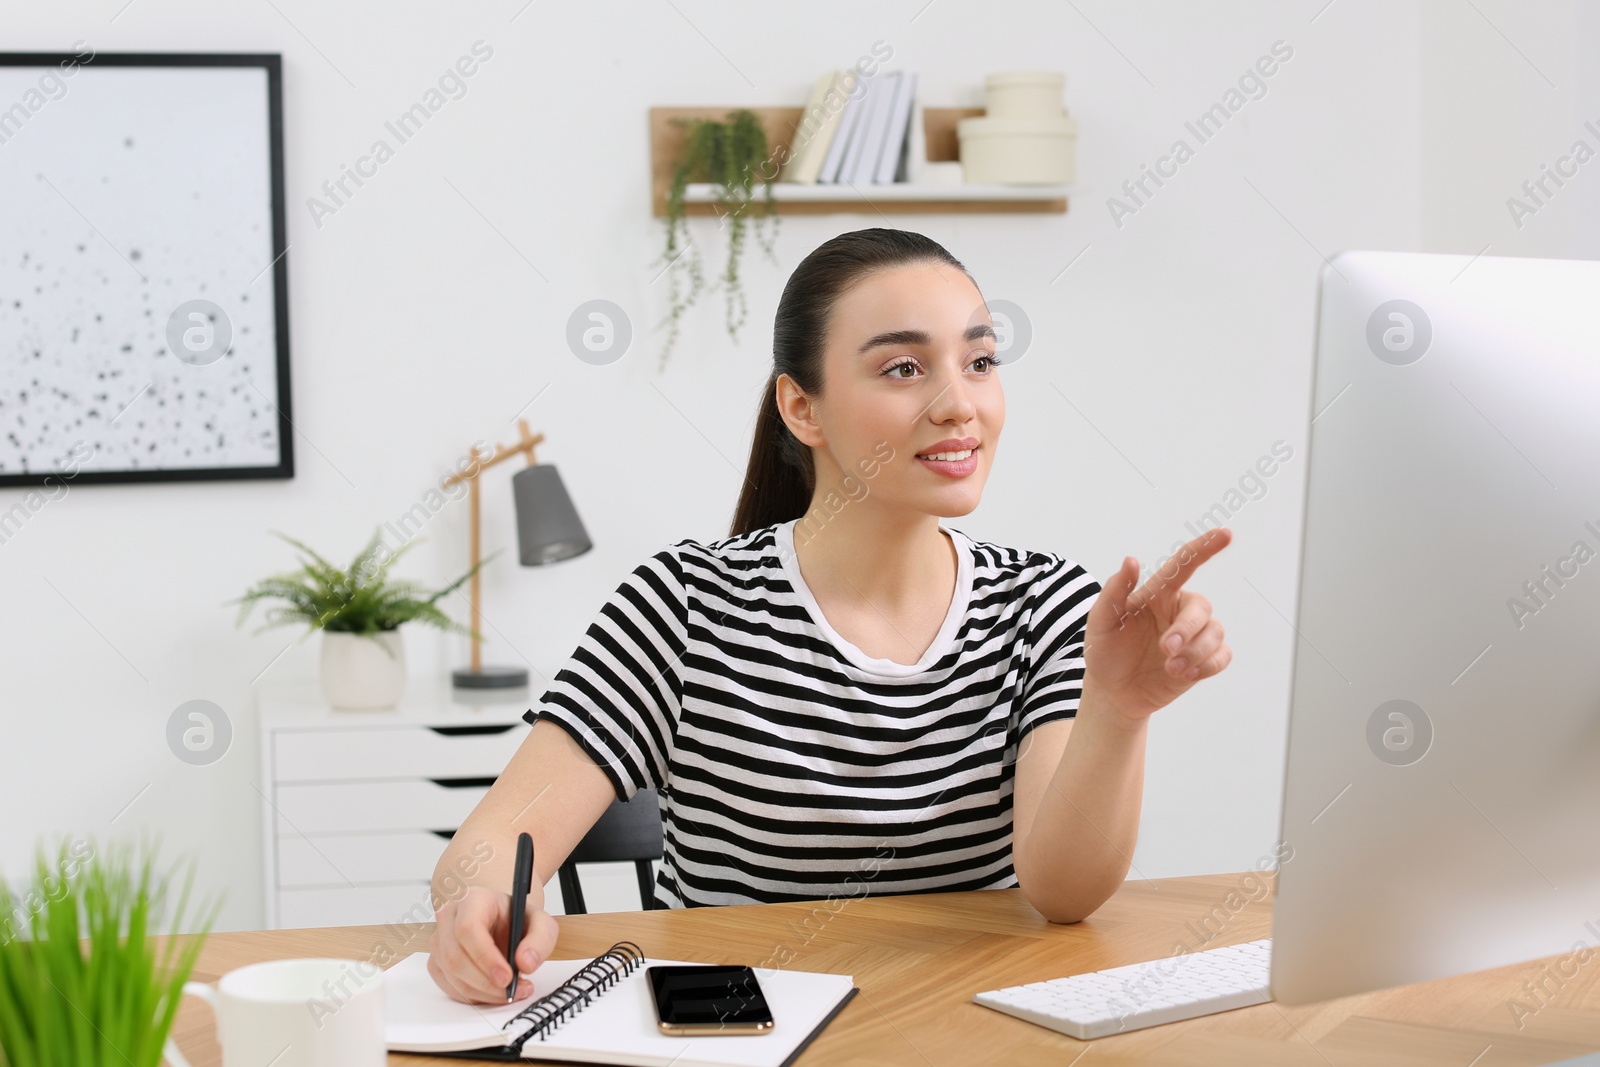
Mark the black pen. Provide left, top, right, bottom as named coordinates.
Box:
left=506, top=832, right=534, bottom=1002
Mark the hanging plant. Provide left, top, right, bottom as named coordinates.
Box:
left=656, top=108, right=781, bottom=370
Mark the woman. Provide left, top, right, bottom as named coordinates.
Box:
left=426, top=227, right=1233, bottom=1004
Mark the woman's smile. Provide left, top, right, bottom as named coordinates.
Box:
left=915, top=438, right=981, bottom=477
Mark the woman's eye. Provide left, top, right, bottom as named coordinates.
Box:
left=883, top=353, right=1000, bottom=378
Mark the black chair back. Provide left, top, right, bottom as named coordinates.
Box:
left=557, top=788, right=663, bottom=914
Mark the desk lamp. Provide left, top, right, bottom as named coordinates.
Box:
left=442, top=419, right=592, bottom=689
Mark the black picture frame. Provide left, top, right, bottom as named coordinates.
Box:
left=0, top=51, right=293, bottom=488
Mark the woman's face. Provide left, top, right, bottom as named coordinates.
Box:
left=785, top=260, right=1005, bottom=520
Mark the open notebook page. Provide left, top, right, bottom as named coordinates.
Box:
left=385, top=951, right=856, bottom=1067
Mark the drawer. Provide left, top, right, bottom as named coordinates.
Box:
left=272, top=779, right=492, bottom=835
left=278, top=833, right=573, bottom=912
left=277, top=831, right=455, bottom=888
left=276, top=883, right=438, bottom=930
left=274, top=869, right=570, bottom=930
left=272, top=723, right=528, bottom=782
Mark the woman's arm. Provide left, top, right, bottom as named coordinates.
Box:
left=1012, top=695, right=1147, bottom=923
left=430, top=718, right=617, bottom=900
left=1013, top=529, right=1234, bottom=923
left=425, top=718, right=617, bottom=1002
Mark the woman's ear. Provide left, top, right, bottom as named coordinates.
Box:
left=775, top=373, right=825, bottom=448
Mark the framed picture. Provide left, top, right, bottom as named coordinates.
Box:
left=0, top=51, right=293, bottom=487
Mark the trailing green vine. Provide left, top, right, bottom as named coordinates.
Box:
left=657, top=109, right=780, bottom=370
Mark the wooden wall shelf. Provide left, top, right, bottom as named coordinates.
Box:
left=649, top=106, right=1070, bottom=217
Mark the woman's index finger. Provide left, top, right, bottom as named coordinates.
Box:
left=1152, top=527, right=1232, bottom=592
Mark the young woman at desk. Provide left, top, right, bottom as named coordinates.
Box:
left=426, top=228, right=1233, bottom=1004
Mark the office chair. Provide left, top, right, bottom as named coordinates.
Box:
left=556, top=788, right=664, bottom=914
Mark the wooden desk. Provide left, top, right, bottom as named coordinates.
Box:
left=168, top=872, right=1600, bottom=1065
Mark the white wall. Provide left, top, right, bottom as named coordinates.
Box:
left=1420, top=0, right=1600, bottom=259
left=1, top=0, right=1583, bottom=932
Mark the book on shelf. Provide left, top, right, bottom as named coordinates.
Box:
left=780, top=69, right=846, bottom=185
left=903, top=95, right=929, bottom=184
left=876, top=70, right=917, bottom=184
left=793, top=68, right=918, bottom=187
left=846, top=70, right=898, bottom=185
left=831, top=70, right=881, bottom=185
left=815, top=69, right=866, bottom=184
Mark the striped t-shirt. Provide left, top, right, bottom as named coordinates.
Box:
left=525, top=517, right=1100, bottom=908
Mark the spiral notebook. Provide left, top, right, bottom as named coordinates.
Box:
left=385, top=942, right=858, bottom=1066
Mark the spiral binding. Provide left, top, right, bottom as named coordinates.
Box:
left=501, top=941, right=647, bottom=1053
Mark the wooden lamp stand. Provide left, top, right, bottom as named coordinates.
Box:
left=442, top=419, right=544, bottom=690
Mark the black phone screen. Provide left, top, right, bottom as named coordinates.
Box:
left=647, top=965, right=774, bottom=1027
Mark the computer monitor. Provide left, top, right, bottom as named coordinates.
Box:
left=1270, top=250, right=1600, bottom=1006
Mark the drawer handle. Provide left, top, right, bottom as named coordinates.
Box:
left=431, top=829, right=458, bottom=840
left=428, top=725, right=519, bottom=737
left=429, top=776, right=497, bottom=789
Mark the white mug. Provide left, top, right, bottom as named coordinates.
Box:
left=165, top=957, right=386, bottom=1067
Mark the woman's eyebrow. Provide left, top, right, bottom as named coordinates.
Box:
left=856, top=323, right=997, bottom=356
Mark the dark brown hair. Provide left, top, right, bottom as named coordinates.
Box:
left=729, top=228, right=972, bottom=537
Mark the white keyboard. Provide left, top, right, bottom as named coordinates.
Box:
left=972, top=937, right=1273, bottom=1040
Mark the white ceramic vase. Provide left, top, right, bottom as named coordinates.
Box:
left=320, top=630, right=407, bottom=709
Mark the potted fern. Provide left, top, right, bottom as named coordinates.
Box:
left=0, top=838, right=219, bottom=1067
left=229, top=529, right=492, bottom=709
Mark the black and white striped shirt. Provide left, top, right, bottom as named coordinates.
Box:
left=525, top=518, right=1100, bottom=908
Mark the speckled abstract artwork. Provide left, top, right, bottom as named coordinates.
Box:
left=0, top=60, right=286, bottom=480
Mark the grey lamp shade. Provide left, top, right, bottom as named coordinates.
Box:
left=511, top=464, right=592, bottom=565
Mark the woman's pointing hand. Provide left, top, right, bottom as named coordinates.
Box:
left=1082, top=527, right=1234, bottom=724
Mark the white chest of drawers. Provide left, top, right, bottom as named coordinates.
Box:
left=258, top=678, right=533, bottom=929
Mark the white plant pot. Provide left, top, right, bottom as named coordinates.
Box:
left=320, top=630, right=407, bottom=709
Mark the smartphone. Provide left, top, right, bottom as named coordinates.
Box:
left=646, top=965, right=775, bottom=1036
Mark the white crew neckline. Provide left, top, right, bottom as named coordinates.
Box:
left=775, top=518, right=973, bottom=677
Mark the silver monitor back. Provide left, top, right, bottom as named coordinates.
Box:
left=1270, top=250, right=1600, bottom=1006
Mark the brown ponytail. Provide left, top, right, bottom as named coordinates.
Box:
left=729, top=227, right=971, bottom=537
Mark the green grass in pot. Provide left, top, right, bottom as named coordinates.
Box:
left=0, top=839, right=220, bottom=1067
